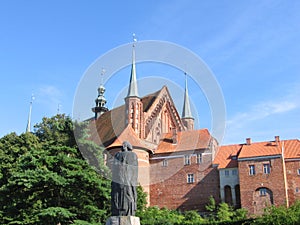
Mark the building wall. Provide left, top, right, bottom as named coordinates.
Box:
left=285, top=160, right=300, bottom=205
left=150, top=150, right=220, bottom=211
left=238, top=157, right=287, bottom=215
left=219, top=168, right=240, bottom=207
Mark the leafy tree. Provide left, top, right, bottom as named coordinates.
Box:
left=253, top=201, right=300, bottom=225
left=217, top=202, right=234, bottom=222
left=34, top=114, right=76, bottom=148
left=0, top=114, right=110, bottom=224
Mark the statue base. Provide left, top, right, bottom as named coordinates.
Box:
left=106, top=216, right=140, bottom=225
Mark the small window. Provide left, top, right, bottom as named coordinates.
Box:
left=260, top=188, right=267, bottom=196
left=232, top=155, right=237, bottom=160
left=263, top=164, right=270, bottom=174
left=249, top=165, right=255, bottom=175
left=224, top=170, right=229, bottom=176
left=232, top=169, right=237, bottom=175
left=297, top=169, right=300, bottom=175
left=296, top=187, right=299, bottom=193
left=197, top=153, right=202, bottom=164
left=184, top=155, right=191, bottom=165
left=187, top=174, right=194, bottom=183
left=162, top=159, right=168, bottom=167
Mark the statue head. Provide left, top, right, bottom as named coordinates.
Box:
left=122, top=141, right=133, bottom=152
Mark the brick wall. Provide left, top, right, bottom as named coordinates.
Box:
left=285, top=160, right=300, bottom=205
left=150, top=150, right=220, bottom=211
left=238, top=157, right=286, bottom=215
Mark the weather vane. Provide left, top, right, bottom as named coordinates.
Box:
left=133, top=33, right=137, bottom=47
left=100, top=67, right=106, bottom=84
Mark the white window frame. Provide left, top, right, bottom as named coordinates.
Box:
left=187, top=174, right=194, bottom=183
left=263, top=164, right=270, bottom=174
left=249, top=165, right=255, bottom=175
left=184, top=155, right=191, bottom=165
left=260, top=188, right=267, bottom=196
left=196, top=153, right=202, bottom=164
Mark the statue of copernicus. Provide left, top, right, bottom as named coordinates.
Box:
left=111, top=141, right=138, bottom=216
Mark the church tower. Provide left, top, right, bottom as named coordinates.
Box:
left=92, top=69, right=108, bottom=119
left=181, top=73, right=194, bottom=130
left=125, top=35, right=144, bottom=138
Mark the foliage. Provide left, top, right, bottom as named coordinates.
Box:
left=137, top=206, right=184, bottom=225
left=252, top=201, right=300, bottom=225
left=136, top=185, right=148, bottom=212
left=217, top=202, right=234, bottom=222
left=0, top=114, right=110, bottom=224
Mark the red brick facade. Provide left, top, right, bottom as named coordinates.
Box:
left=238, top=157, right=286, bottom=215
left=150, top=150, right=220, bottom=211
left=91, top=56, right=300, bottom=215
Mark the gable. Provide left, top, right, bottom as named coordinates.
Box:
left=143, top=86, right=185, bottom=141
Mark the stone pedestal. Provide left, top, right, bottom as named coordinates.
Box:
left=106, top=216, right=140, bottom=225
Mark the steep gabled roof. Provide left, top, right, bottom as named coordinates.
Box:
left=106, top=124, right=148, bottom=150
left=213, top=144, right=242, bottom=168
left=89, top=88, right=161, bottom=148
left=155, top=129, right=211, bottom=154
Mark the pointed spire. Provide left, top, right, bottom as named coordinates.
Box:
left=127, top=33, right=139, bottom=98
left=182, top=73, right=193, bottom=119
left=26, top=94, right=34, bottom=133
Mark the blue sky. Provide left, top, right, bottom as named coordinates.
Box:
left=0, top=0, right=299, bottom=144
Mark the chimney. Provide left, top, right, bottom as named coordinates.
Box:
left=246, top=138, right=251, bottom=145
left=172, top=128, right=177, bottom=144
left=275, top=136, right=280, bottom=145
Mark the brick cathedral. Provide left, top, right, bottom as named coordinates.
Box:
left=89, top=43, right=300, bottom=216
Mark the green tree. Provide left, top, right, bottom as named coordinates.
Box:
left=0, top=115, right=110, bottom=224
left=217, top=202, right=234, bottom=222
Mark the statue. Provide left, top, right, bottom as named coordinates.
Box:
left=111, top=141, right=138, bottom=216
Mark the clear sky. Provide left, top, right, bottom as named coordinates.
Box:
left=0, top=0, right=299, bottom=144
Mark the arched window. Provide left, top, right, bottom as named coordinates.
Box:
left=224, top=185, right=233, bottom=205
left=235, top=184, right=241, bottom=208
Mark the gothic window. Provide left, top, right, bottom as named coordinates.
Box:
left=249, top=165, right=255, bottom=175
left=184, top=155, right=191, bottom=165
left=263, top=164, right=270, bottom=174
left=187, top=174, right=194, bottom=183
left=196, top=153, right=202, bottom=164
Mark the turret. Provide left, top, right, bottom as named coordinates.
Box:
left=125, top=34, right=143, bottom=137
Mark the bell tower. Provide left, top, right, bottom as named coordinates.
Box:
left=125, top=34, right=144, bottom=138
left=92, top=69, right=108, bottom=119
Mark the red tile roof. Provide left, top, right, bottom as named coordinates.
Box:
left=107, top=125, right=148, bottom=150
left=282, top=139, right=300, bottom=159
left=238, top=141, right=282, bottom=159
left=155, top=129, right=212, bottom=154
left=213, top=144, right=242, bottom=168
left=89, top=89, right=161, bottom=148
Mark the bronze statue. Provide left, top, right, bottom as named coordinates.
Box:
left=111, top=141, right=138, bottom=216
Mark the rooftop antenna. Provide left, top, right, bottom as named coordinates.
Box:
left=26, top=94, right=35, bottom=133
